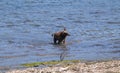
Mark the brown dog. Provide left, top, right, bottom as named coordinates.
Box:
left=52, top=28, right=70, bottom=44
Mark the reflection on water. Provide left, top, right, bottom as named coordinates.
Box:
left=0, top=0, right=120, bottom=71
left=59, top=45, right=68, bottom=61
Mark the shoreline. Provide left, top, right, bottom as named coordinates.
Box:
left=6, top=60, right=120, bottom=73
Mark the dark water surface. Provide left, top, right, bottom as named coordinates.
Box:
left=0, top=0, right=120, bottom=71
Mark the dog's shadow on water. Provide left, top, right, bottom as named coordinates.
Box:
left=50, top=43, right=69, bottom=61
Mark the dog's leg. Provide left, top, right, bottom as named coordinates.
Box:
left=63, top=39, right=65, bottom=44
left=54, top=38, right=57, bottom=44
left=58, top=39, right=62, bottom=44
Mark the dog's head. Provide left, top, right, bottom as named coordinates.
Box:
left=60, top=29, right=70, bottom=38
left=62, top=31, right=70, bottom=36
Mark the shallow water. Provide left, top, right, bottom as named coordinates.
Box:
left=0, top=0, right=120, bottom=70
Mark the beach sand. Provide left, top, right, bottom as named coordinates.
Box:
left=7, top=60, right=120, bottom=73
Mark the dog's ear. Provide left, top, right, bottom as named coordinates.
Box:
left=64, top=28, right=66, bottom=31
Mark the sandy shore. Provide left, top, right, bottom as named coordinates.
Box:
left=7, top=60, right=120, bottom=73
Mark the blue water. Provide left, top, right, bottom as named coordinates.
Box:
left=0, top=0, right=120, bottom=70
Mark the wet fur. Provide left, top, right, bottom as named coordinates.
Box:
left=52, top=29, right=70, bottom=44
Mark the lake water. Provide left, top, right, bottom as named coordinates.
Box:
left=0, top=0, right=120, bottom=71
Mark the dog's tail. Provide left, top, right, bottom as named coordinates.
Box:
left=52, top=33, right=54, bottom=37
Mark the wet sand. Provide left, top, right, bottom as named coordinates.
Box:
left=7, top=60, right=120, bottom=73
